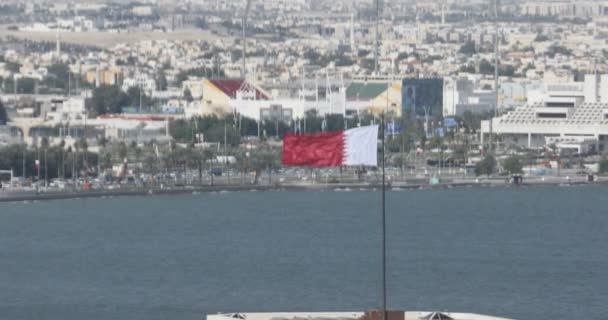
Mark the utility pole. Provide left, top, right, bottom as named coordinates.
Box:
left=22, top=143, right=26, bottom=180
left=374, top=0, right=380, bottom=74
left=44, top=147, right=48, bottom=188
left=242, top=0, right=252, bottom=78
left=224, top=121, right=227, bottom=156
left=37, top=143, right=40, bottom=183
left=490, top=0, right=499, bottom=152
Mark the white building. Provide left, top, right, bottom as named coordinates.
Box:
left=43, top=98, right=87, bottom=122
left=182, top=79, right=204, bottom=99
left=0, top=125, right=19, bottom=145
left=122, top=74, right=157, bottom=93
left=443, top=77, right=496, bottom=116
left=481, top=74, right=608, bottom=152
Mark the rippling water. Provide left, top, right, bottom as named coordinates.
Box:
left=0, top=186, right=607, bottom=320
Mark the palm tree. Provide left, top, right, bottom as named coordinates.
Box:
left=202, top=148, right=215, bottom=185
left=59, top=139, right=66, bottom=178
left=66, top=145, right=75, bottom=180
left=41, top=137, right=50, bottom=186
left=134, top=146, right=143, bottom=163
left=118, top=141, right=128, bottom=162
left=249, top=147, right=278, bottom=185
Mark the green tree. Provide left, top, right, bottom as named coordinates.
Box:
left=88, top=85, right=130, bottom=116
left=458, top=41, right=477, bottom=56
left=59, top=139, right=66, bottom=178
left=460, top=110, right=494, bottom=133
left=392, top=153, right=409, bottom=177
left=134, top=145, right=143, bottom=163
left=175, top=67, right=219, bottom=86
left=102, top=152, right=113, bottom=171
left=479, top=59, right=494, bottom=75
left=546, top=45, right=572, bottom=59
left=156, top=71, right=168, bottom=91
left=503, top=155, right=523, bottom=174
left=143, top=151, right=158, bottom=176
left=5, top=61, right=20, bottom=72
left=118, top=141, right=128, bottom=161
left=427, top=136, right=443, bottom=149
left=302, top=109, right=323, bottom=133
left=206, top=122, right=240, bottom=146
left=534, top=33, right=549, bottom=42
left=126, top=86, right=153, bottom=109
left=249, top=146, right=280, bottom=185
left=45, top=63, right=70, bottom=91
left=6, top=77, right=37, bottom=94
left=459, top=64, right=476, bottom=73
left=170, top=119, right=192, bottom=142
left=0, top=100, right=7, bottom=125
left=184, top=88, right=193, bottom=102
left=325, top=114, right=345, bottom=131
left=41, top=137, right=50, bottom=150
left=475, top=155, right=497, bottom=177
left=599, top=157, right=608, bottom=174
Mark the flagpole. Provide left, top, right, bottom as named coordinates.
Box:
left=380, top=73, right=390, bottom=320
left=381, top=111, right=387, bottom=320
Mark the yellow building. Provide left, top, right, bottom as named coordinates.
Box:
left=201, top=79, right=268, bottom=115
left=346, top=81, right=403, bottom=116
left=85, top=67, right=123, bottom=86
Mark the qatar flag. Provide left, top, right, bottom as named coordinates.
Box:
left=282, top=125, right=378, bottom=167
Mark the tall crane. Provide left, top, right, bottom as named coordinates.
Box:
left=242, top=0, right=253, bottom=78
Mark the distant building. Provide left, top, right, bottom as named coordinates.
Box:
left=520, top=1, right=608, bottom=18
left=402, top=78, right=444, bottom=117
left=93, top=116, right=169, bottom=143
left=481, top=74, right=608, bottom=152
left=85, top=67, right=123, bottom=87
left=0, top=125, right=20, bottom=145
left=482, top=100, right=608, bottom=152
left=443, top=77, right=496, bottom=116
left=122, top=74, right=156, bottom=93
left=42, top=97, right=86, bottom=122
left=182, top=79, right=204, bottom=99
left=132, top=6, right=155, bottom=17
left=346, top=80, right=401, bottom=116
left=200, top=78, right=269, bottom=115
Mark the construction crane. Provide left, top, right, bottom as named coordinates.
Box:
left=242, top=0, right=253, bottom=78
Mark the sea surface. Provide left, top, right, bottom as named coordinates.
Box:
left=0, top=186, right=607, bottom=320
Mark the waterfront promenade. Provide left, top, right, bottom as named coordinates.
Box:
left=1, top=174, right=605, bottom=202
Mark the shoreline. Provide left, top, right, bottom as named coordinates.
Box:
left=1, top=178, right=606, bottom=203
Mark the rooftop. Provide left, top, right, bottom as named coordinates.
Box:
left=209, top=79, right=269, bottom=100
left=498, top=102, right=608, bottom=126
left=346, top=82, right=390, bottom=100
left=207, top=311, right=512, bottom=320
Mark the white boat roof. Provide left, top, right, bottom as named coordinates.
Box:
left=207, top=311, right=513, bottom=320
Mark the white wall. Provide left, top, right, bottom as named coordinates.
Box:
left=601, top=75, right=608, bottom=103
left=584, top=74, right=599, bottom=103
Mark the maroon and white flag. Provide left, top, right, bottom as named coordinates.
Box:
left=282, top=125, right=378, bottom=167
